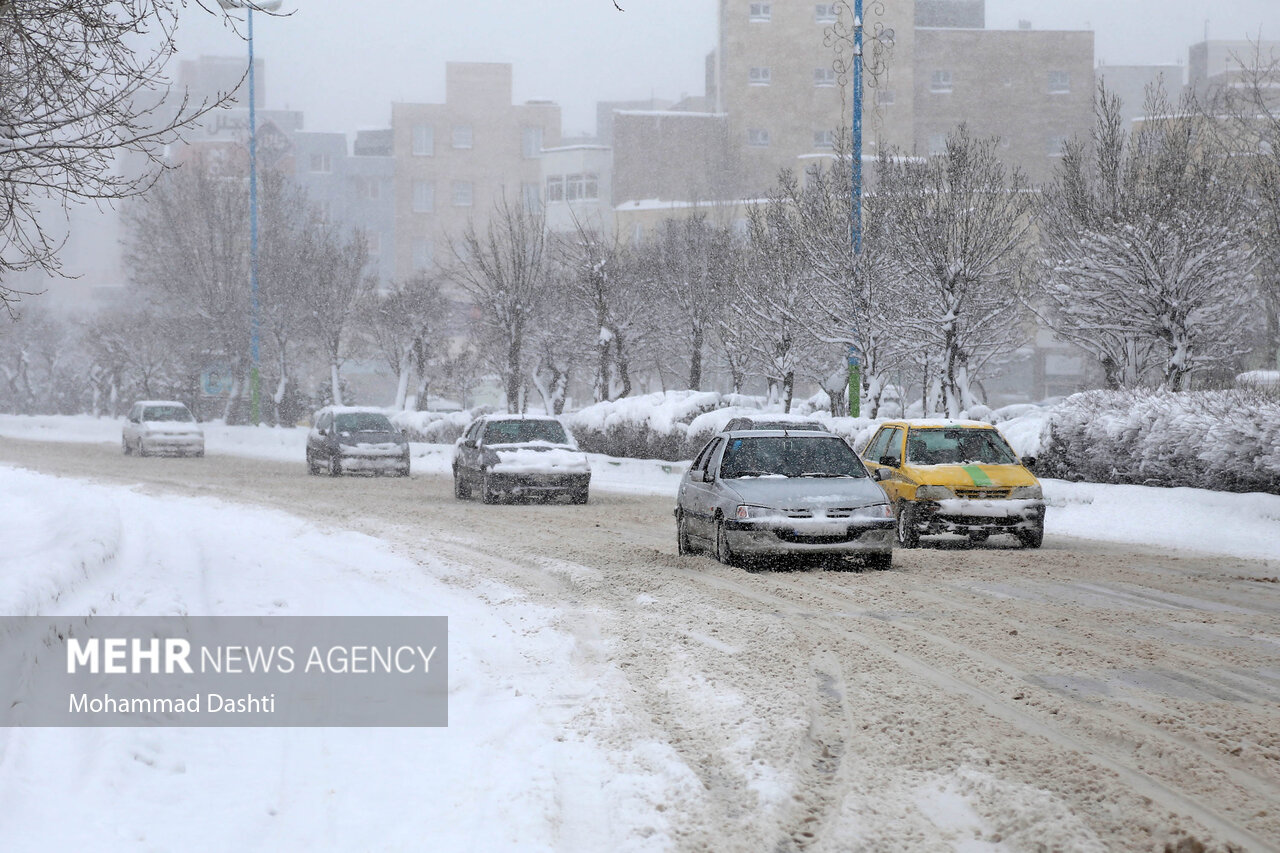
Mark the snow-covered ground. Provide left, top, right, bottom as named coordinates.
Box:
left=3, top=414, right=1279, bottom=848
left=2, top=413, right=1276, bottom=563
left=0, top=463, right=686, bottom=850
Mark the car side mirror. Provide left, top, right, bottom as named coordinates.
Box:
left=1020, top=455, right=1037, bottom=469
left=873, top=467, right=892, bottom=482
left=878, top=455, right=898, bottom=468
left=692, top=469, right=709, bottom=483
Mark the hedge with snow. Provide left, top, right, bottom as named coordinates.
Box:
left=1038, top=389, right=1280, bottom=494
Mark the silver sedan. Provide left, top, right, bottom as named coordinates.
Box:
left=675, top=429, right=895, bottom=570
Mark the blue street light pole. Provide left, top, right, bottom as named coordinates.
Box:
left=248, top=4, right=261, bottom=426
left=848, top=0, right=864, bottom=418
left=219, top=0, right=281, bottom=425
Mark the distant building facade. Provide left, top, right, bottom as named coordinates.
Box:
left=390, top=62, right=561, bottom=282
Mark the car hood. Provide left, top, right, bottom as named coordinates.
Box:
left=142, top=420, right=202, bottom=434
left=722, top=476, right=886, bottom=508
left=490, top=444, right=590, bottom=474
left=901, top=463, right=1037, bottom=489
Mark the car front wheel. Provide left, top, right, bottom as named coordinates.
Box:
left=122, top=437, right=132, bottom=456
left=676, top=510, right=693, bottom=555
left=480, top=473, right=500, bottom=504
left=328, top=454, right=342, bottom=477
left=714, top=517, right=741, bottom=568
left=1016, top=523, right=1044, bottom=549
left=453, top=467, right=471, bottom=500
left=136, top=438, right=148, bottom=457
left=896, top=501, right=921, bottom=548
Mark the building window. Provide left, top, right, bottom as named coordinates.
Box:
left=930, top=70, right=953, bottom=93
left=412, top=238, right=433, bottom=270
left=452, top=180, right=473, bottom=207
left=875, top=88, right=895, bottom=105
left=357, top=176, right=380, bottom=200
left=309, top=152, right=332, bottom=173
left=749, top=2, right=771, bottom=22
left=748, top=66, right=772, bottom=86
left=546, top=175, right=565, bottom=202
left=927, top=134, right=947, bottom=155
left=815, top=4, right=837, bottom=23
left=1048, top=71, right=1071, bottom=94
left=412, top=180, right=434, bottom=213
left=564, top=173, right=600, bottom=201
left=521, top=182, right=542, bottom=210
left=747, top=128, right=770, bottom=147
left=452, top=125, right=473, bottom=149
left=522, top=126, right=543, bottom=158
left=813, top=130, right=835, bottom=149
left=412, top=124, right=434, bottom=156
left=814, top=67, right=836, bottom=87
left=1047, top=135, right=1069, bottom=157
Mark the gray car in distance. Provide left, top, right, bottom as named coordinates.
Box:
left=306, top=407, right=410, bottom=477
left=675, top=427, right=895, bottom=570
left=453, top=414, right=591, bottom=504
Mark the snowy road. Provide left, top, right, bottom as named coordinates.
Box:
left=3, top=436, right=1279, bottom=851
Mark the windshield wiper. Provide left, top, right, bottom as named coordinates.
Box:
left=729, top=470, right=772, bottom=478
left=796, top=472, right=848, bottom=478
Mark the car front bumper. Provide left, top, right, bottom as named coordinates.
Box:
left=484, top=472, right=590, bottom=496
left=722, top=518, right=895, bottom=555
left=913, top=499, right=1045, bottom=536
left=139, top=434, right=204, bottom=454
left=338, top=445, right=409, bottom=471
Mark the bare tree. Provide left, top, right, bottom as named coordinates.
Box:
left=0, top=0, right=242, bottom=315
left=305, top=224, right=373, bottom=406
left=362, top=271, right=448, bottom=411
left=643, top=214, right=731, bottom=391
left=1036, top=82, right=1255, bottom=390
left=879, top=126, right=1036, bottom=416
left=449, top=195, right=549, bottom=413
left=554, top=218, right=652, bottom=403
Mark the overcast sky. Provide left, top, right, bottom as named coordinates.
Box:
left=175, top=1, right=1280, bottom=138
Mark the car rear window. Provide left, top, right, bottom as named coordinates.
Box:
left=143, top=405, right=193, bottom=422
left=906, top=428, right=1018, bottom=465
left=484, top=419, right=569, bottom=445
left=334, top=412, right=394, bottom=432
left=720, top=436, right=866, bottom=479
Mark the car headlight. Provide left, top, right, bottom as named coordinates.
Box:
left=915, top=485, right=954, bottom=501
left=864, top=503, right=893, bottom=518
left=1009, top=484, right=1043, bottom=499
left=735, top=504, right=774, bottom=520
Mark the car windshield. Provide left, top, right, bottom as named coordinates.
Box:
left=720, top=436, right=867, bottom=479
left=483, top=419, right=569, bottom=445
left=906, top=428, right=1019, bottom=465
left=143, top=406, right=193, bottom=422
left=334, top=412, right=394, bottom=433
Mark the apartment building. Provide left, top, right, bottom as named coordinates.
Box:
left=914, top=26, right=1094, bottom=183
left=710, top=0, right=916, bottom=197
left=390, top=63, right=561, bottom=281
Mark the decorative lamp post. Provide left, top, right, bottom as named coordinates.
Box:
left=217, top=0, right=283, bottom=425
left=830, top=1, right=892, bottom=417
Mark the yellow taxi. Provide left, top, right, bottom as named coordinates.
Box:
left=861, top=420, right=1045, bottom=548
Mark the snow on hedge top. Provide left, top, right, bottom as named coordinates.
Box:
left=567, top=390, right=724, bottom=435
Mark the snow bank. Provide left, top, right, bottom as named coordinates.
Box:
left=1039, top=389, right=1280, bottom=494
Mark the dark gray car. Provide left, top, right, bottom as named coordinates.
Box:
left=675, top=428, right=895, bottom=569
left=453, top=414, right=591, bottom=504
left=306, top=407, right=410, bottom=477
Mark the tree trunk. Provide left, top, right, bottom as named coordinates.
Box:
left=782, top=371, right=794, bottom=414
left=394, top=346, right=412, bottom=411
left=688, top=325, right=704, bottom=390
left=330, top=361, right=343, bottom=406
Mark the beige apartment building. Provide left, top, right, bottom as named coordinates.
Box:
left=710, top=0, right=916, bottom=197
left=390, top=63, right=561, bottom=280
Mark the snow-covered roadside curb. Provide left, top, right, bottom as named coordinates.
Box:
left=2, top=414, right=1278, bottom=565
left=0, top=464, right=685, bottom=851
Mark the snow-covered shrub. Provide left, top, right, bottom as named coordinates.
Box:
left=1039, top=389, right=1280, bottom=494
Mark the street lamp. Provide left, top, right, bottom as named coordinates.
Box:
left=217, top=0, right=283, bottom=425
left=831, top=1, right=892, bottom=417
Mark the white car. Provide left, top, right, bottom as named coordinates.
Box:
left=122, top=400, right=205, bottom=457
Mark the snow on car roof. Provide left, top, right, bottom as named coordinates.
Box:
left=477, top=412, right=563, bottom=422
left=315, top=405, right=390, bottom=415
left=884, top=419, right=994, bottom=429
left=134, top=400, right=190, bottom=408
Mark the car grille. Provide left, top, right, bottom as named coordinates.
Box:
left=953, top=487, right=1011, bottom=499
left=776, top=507, right=861, bottom=519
